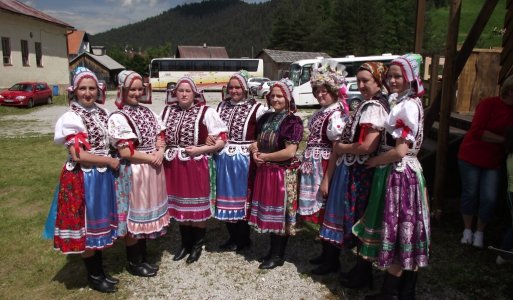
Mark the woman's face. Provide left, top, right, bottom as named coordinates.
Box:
left=228, top=78, right=245, bottom=102
left=313, top=85, right=336, bottom=107
left=76, top=78, right=97, bottom=108
left=387, top=65, right=407, bottom=94
left=357, top=70, right=381, bottom=100
left=176, top=82, right=195, bottom=109
left=269, top=87, right=287, bottom=112
left=125, top=78, right=143, bottom=106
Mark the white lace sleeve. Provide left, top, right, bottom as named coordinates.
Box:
left=255, top=103, right=269, bottom=121
left=203, top=107, right=228, bottom=135
left=107, top=113, right=138, bottom=147
left=385, top=99, right=420, bottom=142
left=359, top=103, right=388, bottom=131
left=326, top=110, right=347, bottom=141
left=54, top=111, right=86, bottom=145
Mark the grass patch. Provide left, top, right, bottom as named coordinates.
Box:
left=0, top=95, right=67, bottom=117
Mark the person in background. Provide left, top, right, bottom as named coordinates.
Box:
left=297, top=60, right=348, bottom=275
left=53, top=67, right=119, bottom=293
left=210, top=71, right=267, bottom=252
left=162, top=77, right=227, bottom=264
left=248, top=79, right=304, bottom=269
left=363, top=54, right=429, bottom=300
left=458, top=74, right=513, bottom=248
left=108, top=70, right=170, bottom=277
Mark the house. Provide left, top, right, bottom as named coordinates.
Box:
left=0, top=0, right=73, bottom=92
left=176, top=45, right=229, bottom=58
left=256, top=49, right=331, bottom=80
left=67, top=30, right=90, bottom=61
left=69, top=46, right=124, bottom=89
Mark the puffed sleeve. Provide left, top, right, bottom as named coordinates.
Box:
left=280, top=114, right=304, bottom=144
left=107, top=113, right=138, bottom=147
left=255, top=103, right=269, bottom=121
left=385, top=99, right=420, bottom=143
left=326, top=110, right=347, bottom=141
left=203, top=107, right=228, bottom=136
left=359, top=102, right=388, bottom=131
left=54, top=111, right=86, bottom=145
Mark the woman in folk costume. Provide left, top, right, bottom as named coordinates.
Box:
left=362, top=54, right=429, bottom=300
left=211, top=71, right=267, bottom=252
left=162, top=77, right=227, bottom=264
left=53, top=67, right=119, bottom=293
left=108, top=70, right=170, bottom=277
left=248, top=79, right=304, bottom=269
left=297, top=60, right=348, bottom=274
left=314, top=62, right=390, bottom=276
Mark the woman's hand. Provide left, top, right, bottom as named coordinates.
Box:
left=253, top=151, right=265, bottom=166
left=365, top=157, right=379, bottom=169
left=320, top=176, right=329, bottom=198
left=185, top=146, right=202, bottom=157
left=156, top=137, right=166, bottom=149
left=248, top=142, right=259, bottom=154
left=150, top=151, right=163, bottom=167
left=108, top=157, right=120, bottom=170
left=205, top=135, right=217, bottom=146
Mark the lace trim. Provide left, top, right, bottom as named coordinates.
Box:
left=303, top=146, right=332, bottom=160
left=164, top=147, right=209, bottom=161
left=219, top=143, right=251, bottom=156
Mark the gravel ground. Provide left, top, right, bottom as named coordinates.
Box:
left=0, top=92, right=470, bottom=299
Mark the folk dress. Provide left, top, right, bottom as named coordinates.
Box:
left=108, top=104, right=170, bottom=239
left=248, top=112, right=304, bottom=235
left=298, top=102, right=346, bottom=224
left=214, top=98, right=267, bottom=221
left=162, top=101, right=228, bottom=222
left=319, top=95, right=389, bottom=248
left=53, top=102, right=118, bottom=254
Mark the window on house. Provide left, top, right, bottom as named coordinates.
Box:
left=21, top=40, right=29, bottom=66
left=1, top=37, right=11, bottom=65
left=35, top=42, right=42, bottom=67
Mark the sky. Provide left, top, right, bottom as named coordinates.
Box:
left=25, top=0, right=268, bottom=34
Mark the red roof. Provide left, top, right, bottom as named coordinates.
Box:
left=0, top=0, right=73, bottom=28
left=67, top=30, right=86, bottom=55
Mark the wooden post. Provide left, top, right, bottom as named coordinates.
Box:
left=433, top=0, right=461, bottom=219
left=414, top=0, right=426, bottom=53
left=428, top=55, right=440, bottom=108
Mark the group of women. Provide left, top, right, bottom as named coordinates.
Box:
left=49, top=53, right=430, bottom=299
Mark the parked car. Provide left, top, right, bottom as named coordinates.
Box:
left=0, top=82, right=52, bottom=108
left=247, top=77, right=270, bottom=96
left=346, top=81, right=364, bottom=111
left=257, top=80, right=276, bottom=98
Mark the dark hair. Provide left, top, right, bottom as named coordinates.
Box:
left=505, top=127, right=513, bottom=155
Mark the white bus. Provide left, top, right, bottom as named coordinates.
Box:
left=149, top=58, right=264, bottom=91
left=289, top=54, right=399, bottom=106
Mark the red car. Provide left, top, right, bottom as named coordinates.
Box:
left=0, top=82, right=53, bottom=108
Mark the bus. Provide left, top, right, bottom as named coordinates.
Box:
left=149, top=58, right=264, bottom=91
left=289, top=54, right=399, bottom=106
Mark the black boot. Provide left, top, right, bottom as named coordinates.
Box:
left=365, top=272, right=400, bottom=300
left=83, top=252, right=116, bottom=293
left=309, top=240, right=327, bottom=265
left=126, top=244, right=157, bottom=277
left=310, top=242, right=340, bottom=275
left=187, top=227, right=206, bottom=264
left=236, top=221, right=251, bottom=251
left=340, top=255, right=373, bottom=289
left=259, top=234, right=288, bottom=269
left=398, top=270, right=417, bottom=300
left=219, top=222, right=238, bottom=251
left=257, top=234, right=275, bottom=263
left=174, top=225, right=192, bottom=261
left=138, top=239, right=159, bottom=272
left=95, top=251, right=119, bottom=285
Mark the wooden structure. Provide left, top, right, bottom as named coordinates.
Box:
left=69, top=52, right=124, bottom=89
left=175, top=45, right=228, bottom=58
left=255, top=49, right=330, bottom=80
left=500, top=0, right=513, bottom=82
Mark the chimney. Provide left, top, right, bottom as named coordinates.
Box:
left=203, top=43, right=207, bottom=48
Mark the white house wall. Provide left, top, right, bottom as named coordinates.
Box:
left=0, top=11, right=70, bottom=90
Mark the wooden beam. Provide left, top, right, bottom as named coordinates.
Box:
left=415, top=0, right=426, bottom=53
left=433, top=0, right=461, bottom=219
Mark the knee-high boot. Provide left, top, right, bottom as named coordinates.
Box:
left=83, top=252, right=116, bottom=293
left=259, top=234, right=288, bottom=269
left=94, top=251, right=119, bottom=285
left=187, top=227, right=206, bottom=264
left=340, top=255, right=373, bottom=289
left=219, top=222, right=238, bottom=251
left=365, top=272, right=400, bottom=300
left=138, top=239, right=159, bottom=271
left=236, top=221, right=251, bottom=251
left=309, top=240, right=327, bottom=265
left=174, top=225, right=193, bottom=261
left=398, top=270, right=417, bottom=300
left=126, top=244, right=157, bottom=277
left=310, top=242, right=340, bottom=275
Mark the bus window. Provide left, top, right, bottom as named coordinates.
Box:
left=210, top=60, right=223, bottom=71
left=300, top=65, right=312, bottom=85
left=241, top=60, right=259, bottom=72
left=195, top=60, right=209, bottom=71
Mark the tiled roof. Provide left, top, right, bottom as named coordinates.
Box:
left=0, top=0, right=73, bottom=28
left=176, top=46, right=229, bottom=58
left=67, top=30, right=86, bottom=55
left=257, top=49, right=331, bottom=63
left=70, top=52, right=125, bottom=71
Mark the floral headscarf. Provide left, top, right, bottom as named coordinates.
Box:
left=310, top=59, right=347, bottom=95
left=115, top=70, right=152, bottom=108
left=266, top=78, right=297, bottom=113
left=165, top=76, right=206, bottom=105
left=67, top=67, right=106, bottom=104
left=389, top=53, right=425, bottom=97
left=358, top=62, right=388, bottom=88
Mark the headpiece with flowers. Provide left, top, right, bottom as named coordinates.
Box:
left=310, top=59, right=348, bottom=95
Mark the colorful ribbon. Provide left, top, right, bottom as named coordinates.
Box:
left=65, top=132, right=91, bottom=156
